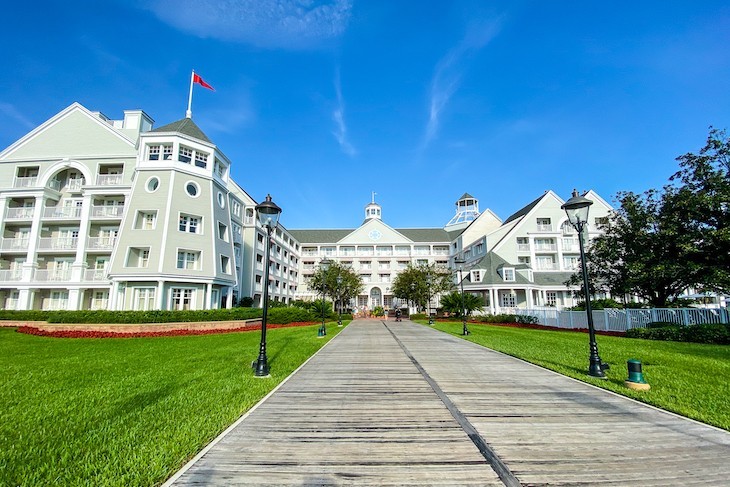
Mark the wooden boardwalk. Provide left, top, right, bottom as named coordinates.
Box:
left=166, top=320, right=730, bottom=486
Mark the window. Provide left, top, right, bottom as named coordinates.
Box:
left=217, top=192, right=225, bottom=208
left=49, top=291, right=69, bottom=310
left=546, top=291, right=557, bottom=307
left=536, top=217, right=552, bottom=231
left=171, top=288, right=194, bottom=310
left=185, top=181, right=199, bottom=197
left=218, top=222, right=228, bottom=241
left=563, top=256, right=580, bottom=270
left=134, top=288, right=156, bottom=310
left=475, top=243, right=484, bottom=254
left=536, top=256, right=556, bottom=270
left=179, top=214, right=200, bottom=233
left=162, top=145, right=173, bottom=160
left=178, top=146, right=193, bottom=164
left=502, top=268, right=515, bottom=282
left=135, top=211, right=157, bottom=230
left=146, top=177, right=160, bottom=192
left=594, top=216, right=609, bottom=228
left=516, top=237, right=530, bottom=251
left=220, top=255, right=231, bottom=274
left=214, top=159, right=226, bottom=178
left=471, top=270, right=482, bottom=282
left=177, top=250, right=200, bottom=270
left=194, top=150, right=209, bottom=169
left=147, top=144, right=172, bottom=161
left=231, top=200, right=241, bottom=217
left=518, top=256, right=531, bottom=265
left=127, top=247, right=150, bottom=267
left=501, top=293, right=516, bottom=307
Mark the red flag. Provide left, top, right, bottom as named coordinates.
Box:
left=193, top=73, right=215, bottom=91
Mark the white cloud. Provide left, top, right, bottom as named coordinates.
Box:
left=0, top=103, right=36, bottom=130
left=142, top=0, right=353, bottom=49
left=420, top=18, right=502, bottom=151
left=331, top=68, right=356, bottom=157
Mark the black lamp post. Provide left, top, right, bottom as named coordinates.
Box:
left=410, top=282, right=416, bottom=317
left=318, top=258, right=332, bottom=337
left=562, top=190, right=606, bottom=379
left=454, top=257, right=469, bottom=336
left=427, top=273, right=434, bottom=325
left=253, top=194, right=282, bottom=377
left=336, top=275, right=343, bottom=326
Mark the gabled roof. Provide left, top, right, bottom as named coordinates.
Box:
left=458, top=192, right=475, bottom=200
left=396, top=228, right=452, bottom=242
left=151, top=117, right=211, bottom=143
left=288, top=226, right=453, bottom=244
left=503, top=192, right=548, bottom=224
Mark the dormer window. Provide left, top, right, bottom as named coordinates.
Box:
left=178, top=146, right=193, bottom=164
left=502, top=267, right=515, bottom=282
left=195, top=150, right=209, bottom=169
left=147, top=144, right=172, bottom=161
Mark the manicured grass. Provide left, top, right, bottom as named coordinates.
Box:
left=424, top=321, right=730, bottom=431
left=0, top=323, right=345, bottom=487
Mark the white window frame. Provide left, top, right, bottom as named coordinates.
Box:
left=134, top=287, right=156, bottom=311
left=177, top=250, right=200, bottom=270
left=171, top=288, right=195, bottom=311
left=502, top=267, right=515, bottom=282
left=179, top=214, right=201, bottom=234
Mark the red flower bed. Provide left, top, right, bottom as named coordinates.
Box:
left=16, top=322, right=318, bottom=339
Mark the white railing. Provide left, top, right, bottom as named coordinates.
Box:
left=244, top=216, right=255, bottom=225
left=96, top=174, right=123, bottom=185
left=1, top=238, right=30, bottom=251
left=394, top=249, right=410, bottom=256
left=535, top=263, right=559, bottom=271
left=511, top=307, right=730, bottom=332
left=14, top=176, right=38, bottom=188
left=5, top=207, right=35, bottom=219
left=84, top=269, right=108, bottom=281
left=37, top=237, right=78, bottom=250
left=517, top=244, right=530, bottom=252
left=34, top=269, right=71, bottom=282
left=534, top=243, right=557, bottom=251
left=90, top=205, right=124, bottom=218
left=536, top=224, right=553, bottom=232
left=87, top=237, right=116, bottom=250
left=0, top=270, right=24, bottom=281
left=89, top=299, right=109, bottom=310
left=44, top=207, right=82, bottom=219
left=339, top=250, right=356, bottom=257
left=67, top=179, right=84, bottom=191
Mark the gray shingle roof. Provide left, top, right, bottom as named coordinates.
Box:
left=151, top=118, right=212, bottom=143
left=288, top=229, right=354, bottom=243
left=288, top=227, right=454, bottom=244
left=503, top=192, right=547, bottom=224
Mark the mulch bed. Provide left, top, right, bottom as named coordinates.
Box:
left=16, top=322, right=318, bottom=339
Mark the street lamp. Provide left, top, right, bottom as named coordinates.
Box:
left=562, top=190, right=606, bottom=379
left=318, top=258, right=332, bottom=337
left=426, top=272, right=434, bottom=325
left=454, top=257, right=469, bottom=336
left=253, top=194, right=282, bottom=377
left=336, top=275, right=343, bottom=326
left=410, top=282, right=416, bottom=317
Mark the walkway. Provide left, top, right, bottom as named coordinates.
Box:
left=166, top=320, right=730, bottom=486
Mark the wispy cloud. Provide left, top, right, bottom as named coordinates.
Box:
left=141, top=0, right=353, bottom=49
left=420, top=18, right=502, bottom=151
left=0, top=103, right=36, bottom=130
left=332, top=68, right=356, bottom=157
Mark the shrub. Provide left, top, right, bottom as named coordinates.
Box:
left=626, top=323, right=730, bottom=345
left=647, top=321, right=678, bottom=329
left=0, top=310, right=52, bottom=322
left=410, top=313, right=427, bottom=321
left=471, top=314, right=538, bottom=324
left=267, top=307, right=316, bottom=324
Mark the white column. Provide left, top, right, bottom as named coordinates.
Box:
left=156, top=281, right=165, bottom=310
left=206, top=283, right=213, bottom=309
left=72, top=194, right=94, bottom=281
left=110, top=281, right=119, bottom=310
left=226, top=287, right=233, bottom=308
left=68, top=289, right=81, bottom=311
left=25, top=195, right=45, bottom=265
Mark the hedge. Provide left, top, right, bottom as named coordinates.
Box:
left=625, top=323, right=730, bottom=345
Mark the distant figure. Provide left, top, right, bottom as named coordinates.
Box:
left=395, top=308, right=402, bottom=322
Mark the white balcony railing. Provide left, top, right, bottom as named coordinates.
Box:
left=87, top=237, right=116, bottom=250
left=37, top=237, right=78, bottom=250
left=534, top=244, right=557, bottom=251
left=14, top=177, right=38, bottom=188
left=5, top=207, right=35, bottom=219
left=34, top=269, right=71, bottom=282
left=0, top=270, right=24, bottom=281
left=89, top=299, right=109, bottom=310
left=95, top=174, right=123, bottom=186
left=536, top=224, right=553, bottom=232
left=517, top=244, right=531, bottom=252
left=1, top=238, right=30, bottom=251
left=67, top=179, right=84, bottom=191
left=535, top=263, right=560, bottom=271
left=244, top=216, right=255, bottom=225
left=90, top=205, right=124, bottom=218
left=44, top=207, right=82, bottom=219
left=84, top=269, right=109, bottom=281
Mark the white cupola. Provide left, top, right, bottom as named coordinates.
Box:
left=364, top=191, right=382, bottom=221
left=444, top=192, right=480, bottom=229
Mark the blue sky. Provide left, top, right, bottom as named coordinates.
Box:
left=2, top=1, right=729, bottom=230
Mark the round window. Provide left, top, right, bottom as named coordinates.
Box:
left=146, top=177, right=160, bottom=192
left=217, top=191, right=225, bottom=208
left=185, top=181, right=199, bottom=198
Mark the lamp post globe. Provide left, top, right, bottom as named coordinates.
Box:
left=561, top=190, right=606, bottom=379
left=454, top=257, right=469, bottom=336
left=253, top=194, right=282, bottom=377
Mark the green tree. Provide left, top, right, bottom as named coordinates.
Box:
left=308, top=261, right=364, bottom=312
left=439, top=291, right=484, bottom=317
left=391, top=263, right=454, bottom=310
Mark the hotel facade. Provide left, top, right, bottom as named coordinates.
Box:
left=0, top=103, right=611, bottom=312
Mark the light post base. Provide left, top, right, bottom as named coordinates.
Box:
left=589, top=361, right=607, bottom=379
left=253, top=358, right=269, bottom=378
left=317, top=326, right=326, bottom=337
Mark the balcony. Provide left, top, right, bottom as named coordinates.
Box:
left=517, top=244, right=531, bottom=252
left=37, top=237, right=78, bottom=251
left=96, top=174, right=123, bottom=186
left=5, top=207, right=35, bottom=220
left=0, top=270, right=24, bottom=281
left=44, top=206, right=82, bottom=219
left=34, top=269, right=71, bottom=282
left=536, top=224, right=553, bottom=232
left=244, top=216, right=255, bottom=225
left=534, top=243, right=557, bottom=251
left=87, top=237, right=117, bottom=250
left=0, top=238, right=30, bottom=251
left=14, top=177, right=38, bottom=188
left=84, top=269, right=109, bottom=282
left=89, top=299, right=109, bottom=310
left=535, top=263, right=560, bottom=271
left=90, top=205, right=124, bottom=219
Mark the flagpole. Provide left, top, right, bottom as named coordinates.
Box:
left=186, top=70, right=195, bottom=118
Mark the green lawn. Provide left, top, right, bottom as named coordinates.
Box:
left=425, top=320, right=730, bottom=431
left=0, top=323, right=344, bottom=487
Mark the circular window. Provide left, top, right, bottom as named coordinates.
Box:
left=185, top=181, right=199, bottom=198
left=146, top=177, right=160, bottom=193
left=217, top=191, right=225, bottom=208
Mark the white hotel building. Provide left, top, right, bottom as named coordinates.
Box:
left=0, top=103, right=611, bottom=312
